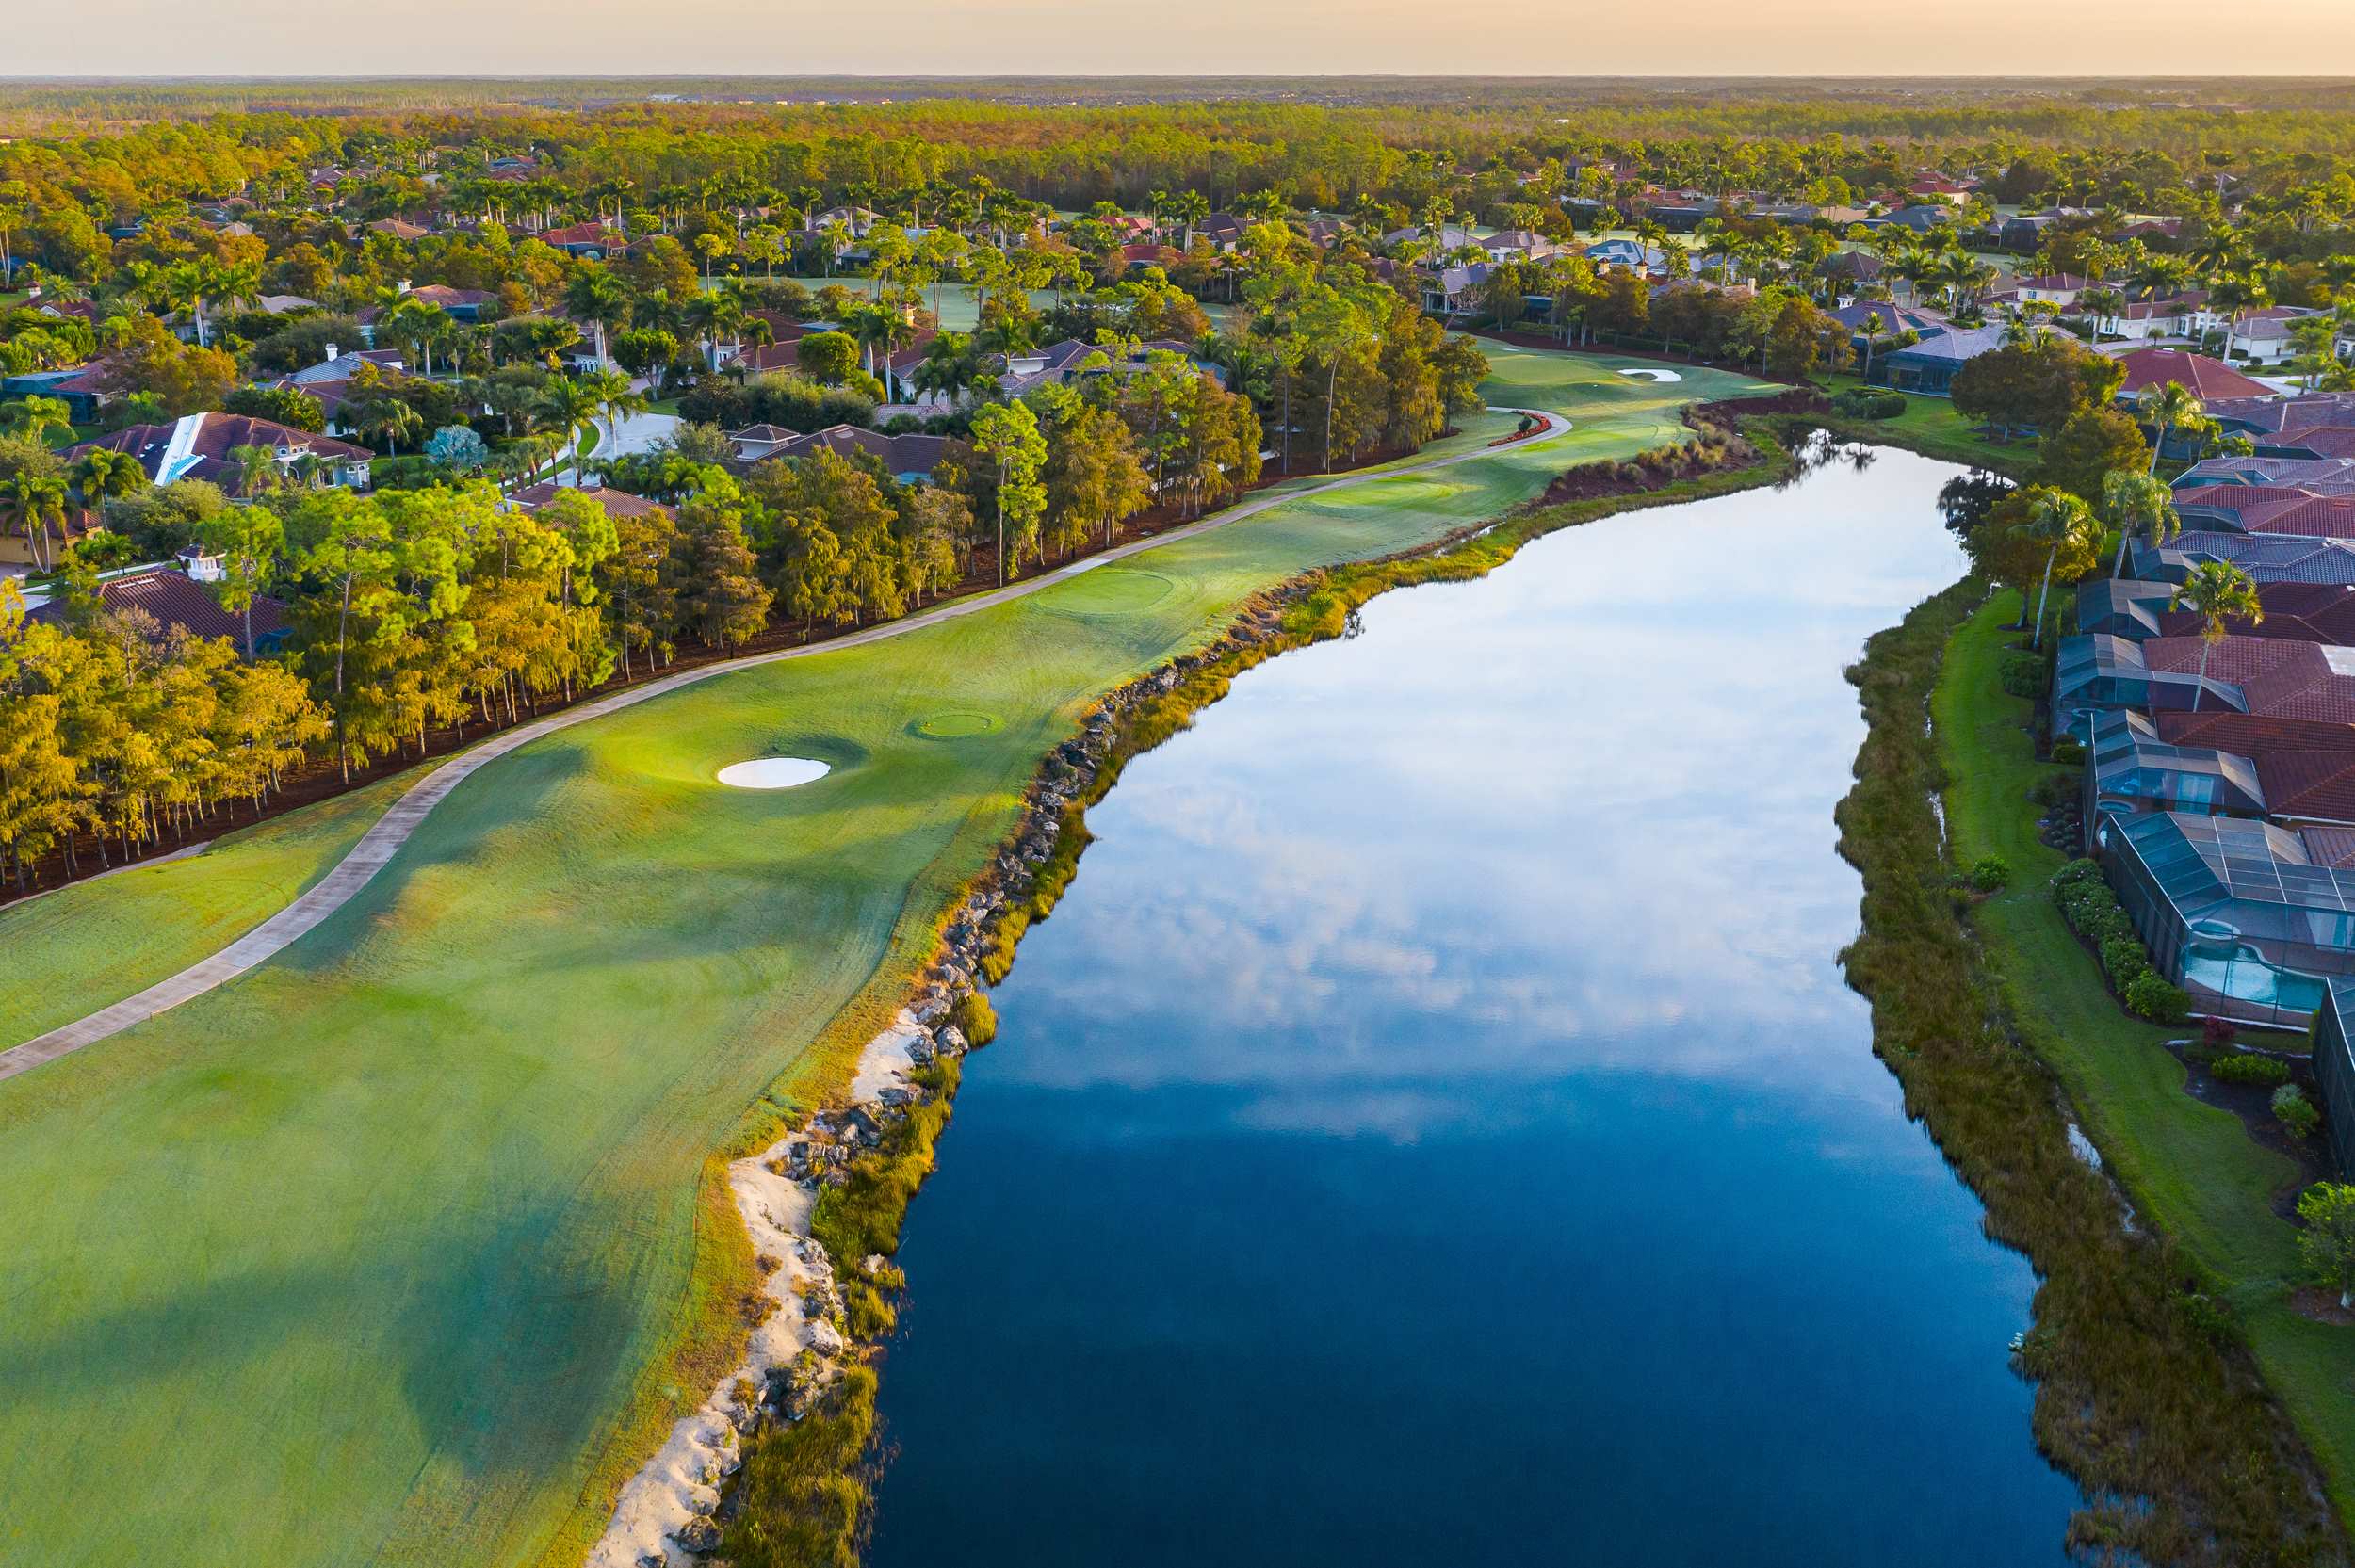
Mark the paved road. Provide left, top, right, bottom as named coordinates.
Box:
left=557, top=410, right=681, bottom=484
left=0, top=411, right=1567, bottom=1083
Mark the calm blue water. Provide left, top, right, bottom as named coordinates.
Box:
left=869, top=445, right=2078, bottom=1565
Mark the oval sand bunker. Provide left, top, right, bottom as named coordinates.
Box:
left=717, top=757, right=831, bottom=789
left=1616, top=365, right=1683, bottom=382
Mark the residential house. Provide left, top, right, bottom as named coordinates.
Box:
left=69, top=412, right=373, bottom=490
left=1871, top=203, right=1960, bottom=235
left=2059, top=632, right=2355, bottom=734
left=2014, top=272, right=2090, bottom=309
left=2111, top=347, right=2275, bottom=406
left=512, top=481, right=676, bottom=523
left=2217, top=306, right=2319, bottom=366
left=2132, top=530, right=2355, bottom=589
left=25, top=561, right=291, bottom=655
left=2094, top=809, right=2355, bottom=1025
left=750, top=425, right=962, bottom=485
left=2084, top=708, right=2269, bottom=824
left=2176, top=456, right=2355, bottom=493
left=2171, top=487, right=2355, bottom=542
left=1583, top=237, right=1665, bottom=271
left=268, top=346, right=407, bottom=436
left=2090, top=292, right=2208, bottom=344
left=540, top=220, right=625, bottom=259
left=0, top=363, right=115, bottom=423
left=722, top=425, right=803, bottom=461
left=1869, top=323, right=2006, bottom=396
left=358, top=283, right=495, bottom=331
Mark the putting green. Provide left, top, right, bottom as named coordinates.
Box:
left=912, top=710, right=1001, bottom=739
left=0, top=348, right=1777, bottom=1568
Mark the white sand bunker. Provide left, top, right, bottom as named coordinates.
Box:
left=717, top=757, right=831, bottom=789
left=1617, top=366, right=1683, bottom=382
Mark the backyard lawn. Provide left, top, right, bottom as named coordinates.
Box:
left=1816, top=370, right=2034, bottom=473
left=1937, top=590, right=2355, bottom=1520
left=0, top=347, right=1774, bottom=1568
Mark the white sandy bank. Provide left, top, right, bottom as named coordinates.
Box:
left=583, top=1010, right=928, bottom=1568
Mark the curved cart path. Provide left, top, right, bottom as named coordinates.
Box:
left=0, top=411, right=1566, bottom=1083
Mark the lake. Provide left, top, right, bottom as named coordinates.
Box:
left=867, top=441, right=2079, bottom=1565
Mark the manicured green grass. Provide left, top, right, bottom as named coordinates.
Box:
left=0, top=770, right=410, bottom=1047
left=1816, top=370, right=2035, bottom=472
left=1938, top=589, right=2355, bottom=1525
left=0, top=347, right=1778, bottom=1568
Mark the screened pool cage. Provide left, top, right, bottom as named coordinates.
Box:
left=2097, top=810, right=2355, bottom=1029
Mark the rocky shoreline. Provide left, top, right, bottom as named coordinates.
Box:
left=581, top=412, right=1803, bottom=1567
left=580, top=645, right=1207, bottom=1567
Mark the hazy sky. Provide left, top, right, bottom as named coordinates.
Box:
left=11, top=0, right=2355, bottom=78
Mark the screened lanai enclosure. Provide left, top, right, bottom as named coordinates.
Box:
left=2097, top=810, right=2355, bottom=1027
left=2086, top=710, right=2267, bottom=825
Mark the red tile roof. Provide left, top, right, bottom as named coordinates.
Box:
left=2144, top=635, right=2355, bottom=722
left=2151, top=582, right=2355, bottom=644
left=27, top=566, right=286, bottom=648
left=512, top=482, right=675, bottom=521
left=70, top=413, right=369, bottom=486
left=2113, top=348, right=2276, bottom=402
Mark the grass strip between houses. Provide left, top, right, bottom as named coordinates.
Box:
left=1842, top=579, right=2346, bottom=1565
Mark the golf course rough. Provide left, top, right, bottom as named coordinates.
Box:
left=0, top=350, right=1775, bottom=1568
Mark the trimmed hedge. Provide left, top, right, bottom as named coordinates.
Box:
left=2000, top=649, right=2048, bottom=700
left=2209, top=1051, right=2293, bottom=1087
left=2054, top=859, right=2191, bottom=1022
left=1830, top=387, right=1908, bottom=421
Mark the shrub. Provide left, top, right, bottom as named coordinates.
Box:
left=947, top=990, right=996, bottom=1048
left=1999, top=649, right=2047, bottom=699
left=2125, top=971, right=2192, bottom=1024
left=2031, top=772, right=2077, bottom=808
left=1968, top=855, right=2011, bottom=891
left=1830, top=387, right=1907, bottom=421
left=2201, top=1013, right=2239, bottom=1048
left=2100, top=937, right=2152, bottom=988
left=2051, top=736, right=2086, bottom=766
left=2209, top=1051, right=2292, bottom=1087
left=2276, top=1084, right=2322, bottom=1141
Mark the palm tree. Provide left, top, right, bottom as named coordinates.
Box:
left=69, top=446, right=145, bottom=541
left=536, top=377, right=604, bottom=481
left=2171, top=560, right=2262, bottom=712
left=2080, top=285, right=2125, bottom=350
left=2, top=469, right=69, bottom=572
left=2206, top=271, right=2269, bottom=360
left=1173, top=190, right=1210, bottom=251
left=2011, top=485, right=2101, bottom=649
left=562, top=267, right=632, bottom=369
left=2102, top=470, right=2179, bottom=578
left=2137, top=380, right=2203, bottom=477
left=579, top=366, right=645, bottom=465
left=1858, top=310, right=1887, bottom=381
left=0, top=395, right=74, bottom=447
left=228, top=443, right=280, bottom=500
left=362, top=396, right=423, bottom=458
left=680, top=291, right=745, bottom=373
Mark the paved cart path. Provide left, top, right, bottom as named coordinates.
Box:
left=0, top=411, right=1565, bottom=1084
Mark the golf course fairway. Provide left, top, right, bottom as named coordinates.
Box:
left=0, top=349, right=1771, bottom=1568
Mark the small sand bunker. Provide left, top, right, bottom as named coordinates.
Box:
left=717, top=757, right=831, bottom=789
left=1617, top=366, right=1683, bottom=382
